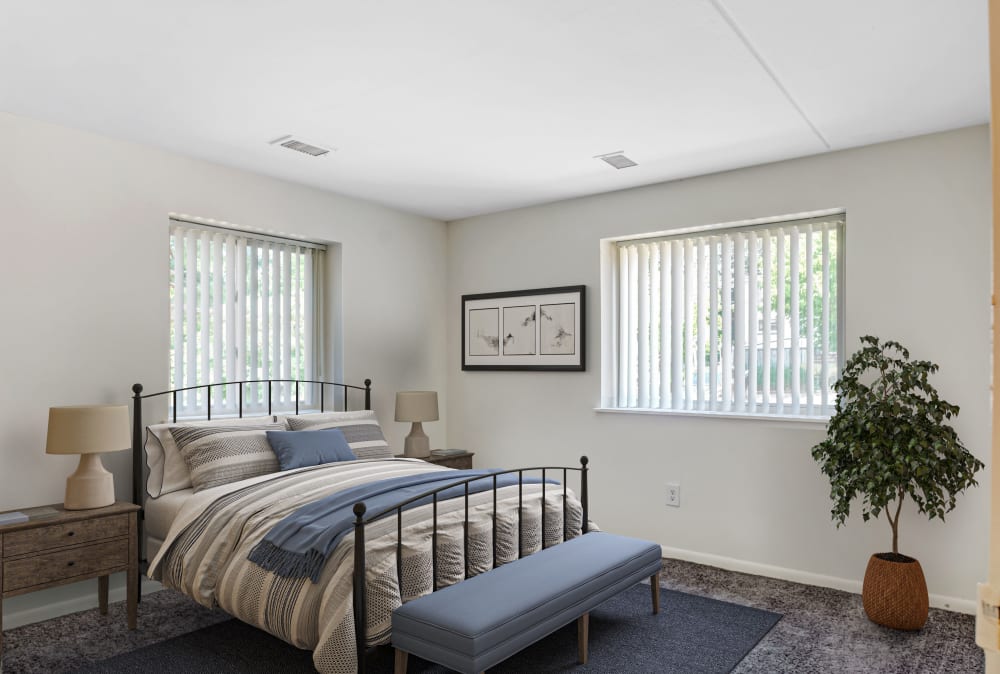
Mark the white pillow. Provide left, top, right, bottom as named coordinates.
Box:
left=144, top=415, right=281, bottom=497
left=284, top=410, right=393, bottom=460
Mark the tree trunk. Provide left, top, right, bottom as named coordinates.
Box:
left=889, top=492, right=904, bottom=555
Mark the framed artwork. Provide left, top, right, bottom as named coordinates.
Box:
left=462, top=285, right=585, bottom=371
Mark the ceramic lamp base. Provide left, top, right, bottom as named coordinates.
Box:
left=403, top=422, right=431, bottom=458
left=64, top=453, right=115, bottom=510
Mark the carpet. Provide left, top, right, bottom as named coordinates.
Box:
left=70, top=584, right=780, bottom=674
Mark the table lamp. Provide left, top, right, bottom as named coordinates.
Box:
left=46, top=405, right=131, bottom=510
left=395, top=391, right=439, bottom=458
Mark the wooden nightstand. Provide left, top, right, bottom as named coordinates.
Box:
left=425, top=451, right=474, bottom=470
left=0, top=501, right=139, bottom=659
left=396, top=451, right=475, bottom=469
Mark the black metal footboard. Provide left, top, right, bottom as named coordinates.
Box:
left=351, top=456, right=590, bottom=672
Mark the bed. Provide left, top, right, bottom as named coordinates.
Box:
left=130, top=378, right=589, bottom=673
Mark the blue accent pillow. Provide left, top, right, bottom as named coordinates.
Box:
left=266, top=429, right=357, bottom=471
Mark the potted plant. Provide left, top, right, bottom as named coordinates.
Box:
left=812, top=335, right=983, bottom=630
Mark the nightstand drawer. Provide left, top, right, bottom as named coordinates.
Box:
left=3, top=539, right=128, bottom=592
left=3, top=515, right=128, bottom=558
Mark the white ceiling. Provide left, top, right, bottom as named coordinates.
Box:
left=0, top=1, right=988, bottom=221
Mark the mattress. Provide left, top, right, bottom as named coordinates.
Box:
left=145, top=488, right=194, bottom=540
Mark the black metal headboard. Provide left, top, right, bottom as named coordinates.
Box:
left=129, top=378, right=372, bottom=546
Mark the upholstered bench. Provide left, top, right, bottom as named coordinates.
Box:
left=391, top=531, right=662, bottom=673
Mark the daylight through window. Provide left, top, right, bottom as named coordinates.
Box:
left=608, top=214, right=844, bottom=418
left=169, top=219, right=326, bottom=416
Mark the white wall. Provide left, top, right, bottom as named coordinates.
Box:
left=0, top=111, right=448, bottom=624
left=447, top=125, right=991, bottom=610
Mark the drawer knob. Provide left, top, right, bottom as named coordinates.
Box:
left=67, top=531, right=75, bottom=537
left=67, top=561, right=75, bottom=567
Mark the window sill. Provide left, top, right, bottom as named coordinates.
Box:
left=593, top=407, right=830, bottom=427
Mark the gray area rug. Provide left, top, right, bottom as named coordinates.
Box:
left=1, top=558, right=983, bottom=673
left=667, top=559, right=983, bottom=674
left=65, top=584, right=779, bottom=674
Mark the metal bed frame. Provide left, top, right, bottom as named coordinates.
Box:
left=129, top=378, right=589, bottom=672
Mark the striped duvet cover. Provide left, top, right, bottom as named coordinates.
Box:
left=148, top=458, right=584, bottom=673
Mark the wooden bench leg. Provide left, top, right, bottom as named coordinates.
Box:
left=651, top=571, right=660, bottom=614
left=578, top=612, right=589, bottom=665
left=394, top=647, right=408, bottom=674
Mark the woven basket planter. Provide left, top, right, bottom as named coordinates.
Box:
left=862, top=553, right=928, bottom=630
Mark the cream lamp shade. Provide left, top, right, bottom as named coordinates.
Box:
left=46, top=405, right=131, bottom=510
left=395, top=391, right=439, bottom=458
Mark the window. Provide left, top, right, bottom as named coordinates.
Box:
left=604, top=213, right=844, bottom=418
left=169, top=218, right=326, bottom=416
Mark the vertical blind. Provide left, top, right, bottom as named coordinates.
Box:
left=169, top=220, right=326, bottom=415
left=613, top=215, right=843, bottom=417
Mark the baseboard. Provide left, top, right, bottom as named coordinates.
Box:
left=661, top=545, right=976, bottom=616
left=4, top=578, right=163, bottom=629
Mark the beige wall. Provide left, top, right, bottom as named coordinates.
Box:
left=0, top=111, right=448, bottom=624
left=447, top=125, right=991, bottom=610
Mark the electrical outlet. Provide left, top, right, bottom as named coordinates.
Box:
left=666, top=482, right=680, bottom=507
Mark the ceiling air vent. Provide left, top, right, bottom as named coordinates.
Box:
left=594, top=151, right=637, bottom=169
left=269, top=135, right=334, bottom=157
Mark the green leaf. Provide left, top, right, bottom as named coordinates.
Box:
left=810, top=335, right=984, bottom=551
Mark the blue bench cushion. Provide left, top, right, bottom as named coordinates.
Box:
left=392, top=531, right=661, bottom=672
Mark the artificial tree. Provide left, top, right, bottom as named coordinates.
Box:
left=811, top=335, right=983, bottom=629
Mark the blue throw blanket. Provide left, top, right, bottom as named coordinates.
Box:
left=248, top=469, right=556, bottom=582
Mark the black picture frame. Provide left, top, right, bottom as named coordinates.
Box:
left=462, top=285, right=585, bottom=371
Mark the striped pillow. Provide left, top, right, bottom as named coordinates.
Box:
left=285, top=410, right=393, bottom=459
left=170, top=423, right=285, bottom=492
left=144, top=415, right=278, bottom=498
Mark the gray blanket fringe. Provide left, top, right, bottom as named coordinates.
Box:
left=248, top=540, right=327, bottom=582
